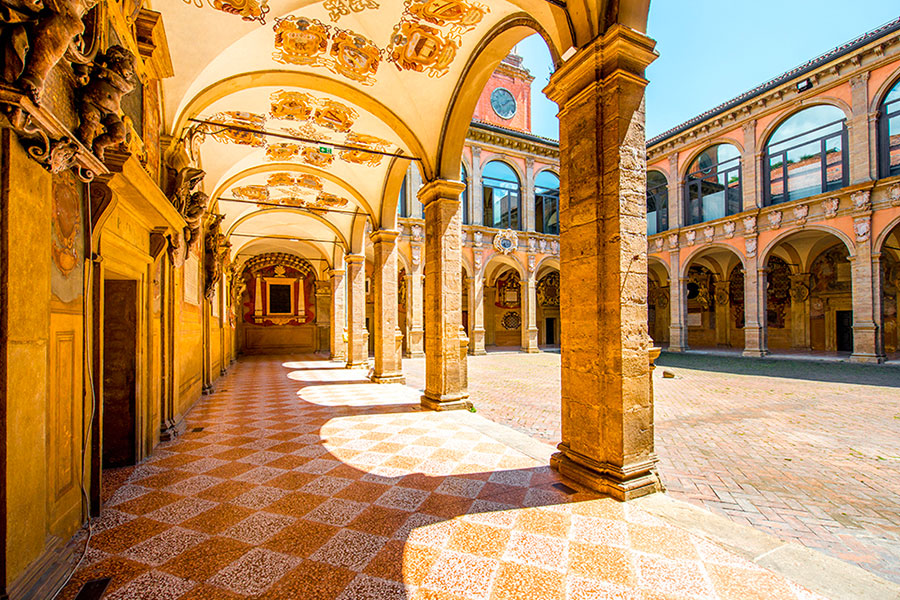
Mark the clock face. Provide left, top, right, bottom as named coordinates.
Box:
left=490, top=88, right=517, bottom=120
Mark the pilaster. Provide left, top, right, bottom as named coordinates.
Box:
left=668, top=249, right=688, bottom=351
left=524, top=157, right=536, bottom=232
left=667, top=154, right=682, bottom=229
left=521, top=273, right=539, bottom=352
left=404, top=245, right=425, bottom=358
left=328, top=268, right=346, bottom=361
left=543, top=26, right=661, bottom=500
left=714, top=281, right=730, bottom=346
left=418, top=179, right=470, bottom=410
left=849, top=73, right=872, bottom=184
left=370, top=230, right=405, bottom=383
left=467, top=274, right=486, bottom=355
left=314, top=280, right=331, bottom=354
left=789, top=273, right=812, bottom=350
left=471, top=146, right=484, bottom=226
left=741, top=120, right=759, bottom=210
left=345, top=255, right=368, bottom=368
left=849, top=206, right=883, bottom=362
left=743, top=260, right=769, bottom=357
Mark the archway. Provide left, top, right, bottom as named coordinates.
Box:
left=682, top=246, right=745, bottom=350
left=879, top=221, right=900, bottom=358
left=648, top=259, right=670, bottom=345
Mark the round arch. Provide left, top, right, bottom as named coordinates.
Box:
left=761, top=224, right=857, bottom=268
left=680, top=243, right=747, bottom=279
left=680, top=140, right=744, bottom=181
left=757, top=99, right=852, bottom=150
left=869, top=67, right=900, bottom=113
left=875, top=214, right=900, bottom=256
left=226, top=207, right=350, bottom=251
left=231, top=240, right=332, bottom=279
left=535, top=256, right=560, bottom=279
left=485, top=253, right=526, bottom=284
left=648, top=255, right=671, bottom=280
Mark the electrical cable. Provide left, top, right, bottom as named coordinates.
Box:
left=50, top=180, right=97, bottom=600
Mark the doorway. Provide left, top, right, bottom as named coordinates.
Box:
left=103, top=279, right=138, bottom=468
left=545, top=317, right=556, bottom=345
left=836, top=310, right=853, bottom=353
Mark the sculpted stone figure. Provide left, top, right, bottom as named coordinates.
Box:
left=204, top=213, right=230, bottom=299
left=183, top=188, right=209, bottom=255
left=75, top=44, right=135, bottom=160
left=0, top=0, right=96, bottom=103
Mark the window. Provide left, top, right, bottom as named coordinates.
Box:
left=268, top=283, right=293, bottom=314
left=764, top=105, right=847, bottom=205
left=534, top=171, right=559, bottom=235
left=461, top=164, right=469, bottom=225
left=684, top=144, right=742, bottom=226
left=482, top=161, right=521, bottom=230
left=397, top=175, right=408, bottom=218
left=878, top=78, right=900, bottom=178
left=647, top=171, right=668, bottom=235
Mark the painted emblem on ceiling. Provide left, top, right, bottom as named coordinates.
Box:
left=340, top=132, right=390, bottom=167
left=273, top=17, right=380, bottom=86
left=323, top=0, right=379, bottom=22
left=266, top=143, right=301, bottom=161
left=301, top=146, right=336, bottom=167
left=207, top=111, right=267, bottom=147
left=212, top=0, right=265, bottom=21
left=269, top=90, right=316, bottom=121
left=231, top=173, right=347, bottom=209
left=330, top=29, right=382, bottom=85
left=269, top=90, right=358, bottom=134
left=405, top=0, right=488, bottom=34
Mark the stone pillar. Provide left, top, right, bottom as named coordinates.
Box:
left=667, top=154, right=683, bottom=229
left=370, top=230, right=405, bottom=382
left=714, top=281, right=730, bottom=346
left=467, top=274, right=486, bottom=355
left=404, top=244, right=425, bottom=358
left=849, top=73, right=872, bottom=184
left=741, top=120, right=760, bottom=210
left=850, top=210, right=883, bottom=362
left=328, top=267, right=346, bottom=361
left=524, top=157, right=536, bottom=231
left=744, top=259, right=768, bottom=357
left=345, top=254, right=368, bottom=368
left=471, top=147, right=484, bottom=226
left=314, top=279, right=331, bottom=353
left=789, top=273, right=811, bottom=350
left=483, top=284, right=496, bottom=346
left=543, top=26, right=661, bottom=500
left=668, top=248, right=688, bottom=351
left=409, top=166, right=424, bottom=219
left=521, top=272, right=539, bottom=352
left=418, top=179, right=470, bottom=410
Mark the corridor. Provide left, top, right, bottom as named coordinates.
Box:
left=57, top=357, right=824, bottom=600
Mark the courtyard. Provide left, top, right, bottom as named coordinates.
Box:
left=404, top=352, right=900, bottom=585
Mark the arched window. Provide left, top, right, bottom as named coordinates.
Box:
left=482, top=161, right=521, bottom=230
left=878, top=78, right=900, bottom=178
left=534, top=170, right=559, bottom=235
left=397, top=175, right=408, bottom=218
left=685, top=144, right=742, bottom=226
left=647, top=171, right=668, bottom=235
left=461, top=164, right=469, bottom=225
left=764, top=105, right=847, bottom=205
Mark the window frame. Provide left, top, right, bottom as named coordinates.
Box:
left=683, top=145, right=743, bottom=226
left=878, top=79, right=900, bottom=179
left=534, top=170, right=559, bottom=235
left=482, top=161, right=522, bottom=230
left=646, top=171, right=669, bottom=235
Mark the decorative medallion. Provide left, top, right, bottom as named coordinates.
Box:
left=854, top=216, right=870, bottom=242
left=823, top=197, right=840, bottom=219
left=653, top=237, right=664, bottom=253
left=537, top=272, right=559, bottom=308
left=745, top=237, right=757, bottom=258
left=314, top=98, right=359, bottom=132
left=404, top=0, right=488, bottom=34
left=411, top=245, right=421, bottom=267
left=269, top=90, right=316, bottom=121
left=330, top=29, right=382, bottom=85
left=793, top=204, right=809, bottom=226
left=767, top=210, right=782, bottom=229
left=411, top=224, right=423, bottom=241
left=301, top=146, right=336, bottom=166
left=231, top=173, right=346, bottom=209
left=207, top=112, right=267, bottom=147
left=538, top=238, right=547, bottom=253
left=851, top=190, right=871, bottom=212
left=473, top=249, right=482, bottom=270
left=273, top=17, right=331, bottom=67
left=703, top=226, right=715, bottom=243
left=493, top=230, right=518, bottom=255
left=528, top=255, right=536, bottom=273
left=527, top=237, right=537, bottom=253
left=685, top=230, right=696, bottom=246
left=472, top=230, right=482, bottom=247
left=51, top=174, right=81, bottom=277
left=232, top=185, right=270, bottom=201
left=743, top=216, right=757, bottom=235
left=789, top=276, right=810, bottom=302
left=341, top=133, right=390, bottom=166
left=266, top=143, right=301, bottom=161
left=501, top=311, right=521, bottom=330
left=723, top=221, right=735, bottom=239
left=211, top=0, right=265, bottom=22
left=668, top=233, right=679, bottom=249
left=387, top=21, right=457, bottom=78
left=891, top=183, right=900, bottom=207
left=714, top=283, right=730, bottom=306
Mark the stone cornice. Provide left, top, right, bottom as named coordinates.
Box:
left=467, top=125, right=559, bottom=159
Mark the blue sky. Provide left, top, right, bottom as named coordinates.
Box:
left=518, top=2, right=899, bottom=141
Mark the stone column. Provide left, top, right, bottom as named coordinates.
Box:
left=849, top=73, right=872, bottom=184
left=741, top=120, right=760, bottom=210
left=471, top=146, right=484, bottom=226
left=521, top=272, right=539, bottom=352
left=370, top=229, right=405, bottom=382
left=714, top=281, right=730, bottom=346
left=483, top=284, right=496, bottom=346
left=345, top=254, right=368, bottom=368
left=667, top=154, right=683, bottom=229
left=418, top=179, right=470, bottom=410
left=525, top=157, right=536, bottom=231
left=744, top=258, right=768, bottom=357
left=404, top=244, right=425, bottom=358
left=789, top=273, right=811, bottom=349
left=850, top=208, right=883, bottom=362
left=314, top=279, right=331, bottom=353
left=328, top=267, right=346, bottom=361
left=467, top=272, right=486, bottom=355
left=543, top=26, right=661, bottom=500
left=410, top=166, right=424, bottom=219
left=668, top=248, right=688, bottom=351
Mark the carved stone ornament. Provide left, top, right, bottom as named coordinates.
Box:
left=527, top=236, right=537, bottom=253
left=204, top=213, right=231, bottom=299
left=768, top=211, right=783, bottom=229
left=854, top=216, right=870, bottom=242
left=538, top=238, right=547, bottom=253
left=551, top=240, right=559, bottom=255
left=743, top=216, right=757, bottom=235
left=653, top=237, right=664, bottom=253
left=685, top=230, right=696, bottom=246
left=745, top=237, right=757, bottom=258
left=723, top=221, right=735, bottom=239
left=823, top=197, right=840, bottom=219
left=789, top=277, right=810, bottom=302
left=410, top=224, right=423, bottom=242
left=890, top=183, right=900, bottom=207
left=411, top=245, right=421, bottom=267
left=493, top=229, right=518, bottom=255
left=75, top=45, right=137, bottom=161
left=668, top=233, right=679, bottom=249
left=472, top=230, right=482, bottom=247
left=714, top=283, right=730, bottom=306
left=793, top=204, right=809, bottom=226
left=528, top=254, right=536, bottom=273
left=851, top=190, right=871, bottom=212
left=169, top=167, right=209, bottom=257
left=473, top=249, right=482, bottom=270
left=703, top=226, right=715, bottom=243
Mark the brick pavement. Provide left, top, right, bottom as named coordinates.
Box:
left=403, top=351, right=900, bottom=585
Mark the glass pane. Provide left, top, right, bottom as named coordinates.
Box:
left=768, top=158, right=784, bottom=203
left=483, top=161, right=519, bottom=185
left=885, top=81, right=900, bottom=104
left=825, top=141, right=844, bottom=189
left=483, top=187, right=494, bottom=227
left=687, top=182, right=702, bottom=225
left=768, top=105, right=845, bottom=150
left=535, top=171, right=559, bottom=195
left=647, top=209, right=658, bottom=235
left=785, top=139, right=823, bottom=201
left=535, top=197, right=545, bottom=234
left=889, top=113, right=900, bottom=174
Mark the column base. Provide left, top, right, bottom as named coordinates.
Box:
left=159, top=418, right=186, bottom=442
left=468, top=348, right=487, bottom=356
left=370, top=372, right=406, bottom=384
left=849, top=353, right=886, bottom=364
left=202, top=383, right=215, bottom=395
left=420, top=393, right=472, bottom=412
left=667, top=344, right=688, bottom=352
left=520, top=347, right=541, bottom=354
left=404, top=350, right=425, bottom=359
left=345, top=360, right=368, bottom=369
left=742, top=349, right=768, bottom=358
left=550, top=446, right=661, bottom=502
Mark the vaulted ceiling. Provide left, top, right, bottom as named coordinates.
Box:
left=155, top=0, right=650, bottom=270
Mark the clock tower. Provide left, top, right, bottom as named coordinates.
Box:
left=472, top=52, right=534, bottom=133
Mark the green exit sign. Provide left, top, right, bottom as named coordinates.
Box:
left=318, top=146, right=332, bottom=154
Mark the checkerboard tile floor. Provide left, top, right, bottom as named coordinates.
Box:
left=58, top=356, right=826, bottom=599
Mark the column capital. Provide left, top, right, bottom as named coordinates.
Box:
left=326, top=268, right=345, bottom=278
left=344, top=254, right=365, bottom=265
left=369, top=229, right=400, bottom=244
left=417, top=179, right=465, bottom=207
left=543, top=24, right=657, bottom=107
